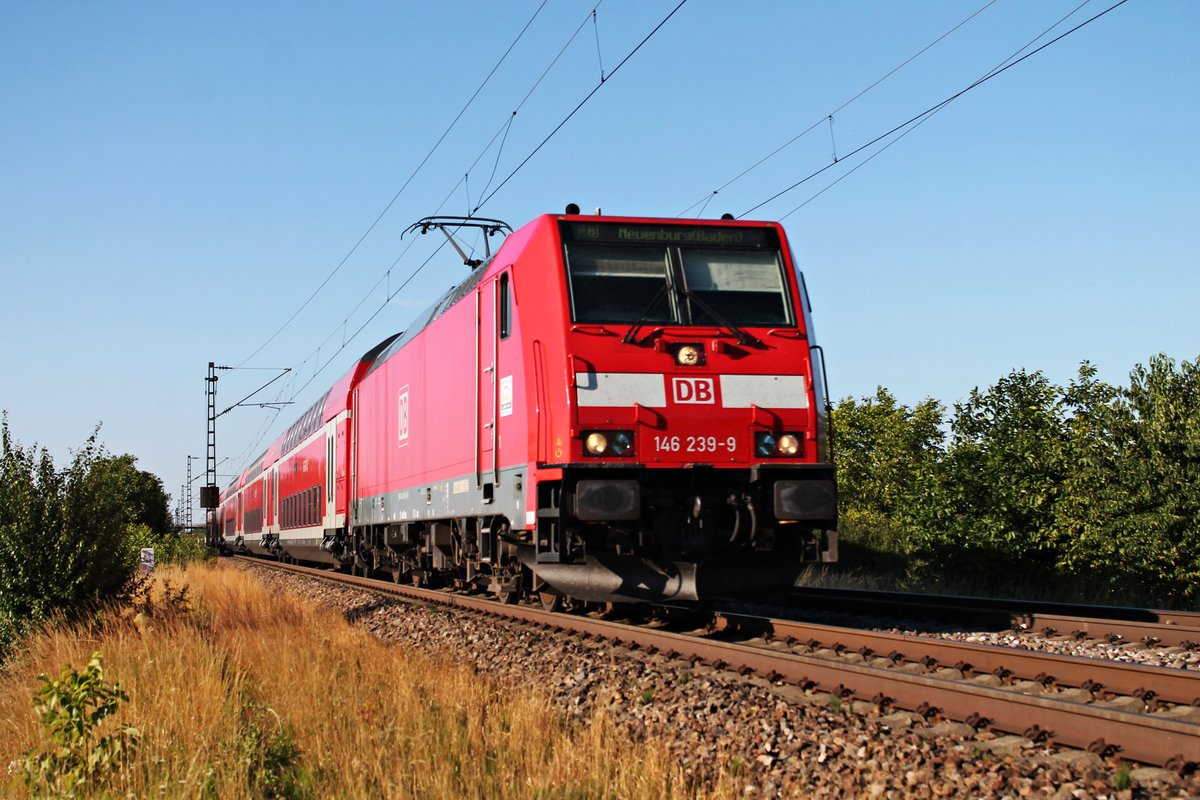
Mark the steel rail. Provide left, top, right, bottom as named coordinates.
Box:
left=787, top=587, right=1200, bottom=648
left=232, top=557, right=1200, bottom=770
left=714, top=611, right=1200, bottom=708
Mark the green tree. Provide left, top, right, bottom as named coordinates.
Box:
left=1056, top=356, right=1200, bottom=605
left=102, top=454, right=172, bottom=533
left=830, top=389, right=943, bottom=557
left=908, top=369, right=1068, bottom=587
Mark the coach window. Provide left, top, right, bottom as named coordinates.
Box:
left=499, top=273, right=511, bottom=339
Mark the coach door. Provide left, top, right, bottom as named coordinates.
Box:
left=476, top=276, right=497, bottom=499
left=325, top=423, right=335, bottom=529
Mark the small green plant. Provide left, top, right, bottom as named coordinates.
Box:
left=20, top=651, right=141, bottom=796
left=638, top=688, right=656, bottom=706
left=727, top=756, right=747, bottom=778
left=675, top=670, right=690, bottom=686
left=1113, top=764, right=1132, bottom=791
left=827, top=694, right=843, bottom=714
left=239, top=701, right=310, bottom=799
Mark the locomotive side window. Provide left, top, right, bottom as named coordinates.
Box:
left=499, top=273, right=512, bottom=339
left=680, top=249, right=791, bottom=326
left=565, top=246, right=676, bottom=324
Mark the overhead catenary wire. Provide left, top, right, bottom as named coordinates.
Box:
left=474, top=0, right=690, bottom=214
left=778, top=0, right=1097, bottom=220
left=740, top=0, right=1129, bottom=218
left=235, top=0, right=551, bottom=370
left=287, top=238, right=454, bottom=404
left=675, top=0, right=1001, bottom=218
left=592, top=9, right=606, bottom=82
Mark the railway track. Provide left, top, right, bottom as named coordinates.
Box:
left=232, top=555, right=1200, bottom=772
left=784, top=586, right=1200, bottom=649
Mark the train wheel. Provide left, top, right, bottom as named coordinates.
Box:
left=538, top=591, right=563, bottom=612
left=496, top=571, right=522, bottom=604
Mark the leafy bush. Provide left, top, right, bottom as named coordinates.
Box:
left=127, top=523, right=211, bottom=568
left=0, top=418, right=140, bottom=654
left=20, top=651, right=141, bottom=796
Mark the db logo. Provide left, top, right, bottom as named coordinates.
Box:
left=397, top=387, right=410, bottom=446
left=672, top=377, right=715, bottom=404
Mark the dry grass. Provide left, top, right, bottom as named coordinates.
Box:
left=1, top=563, right=728, bottom=799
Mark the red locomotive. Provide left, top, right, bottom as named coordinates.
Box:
left=214, top=209, right=837, bottom=604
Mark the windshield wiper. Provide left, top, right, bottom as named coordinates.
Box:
left=622, top=281, right=671, bottom=345
left=675, top=287, right=761, bottom=347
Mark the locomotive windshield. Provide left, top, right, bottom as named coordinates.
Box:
left=561, top=222, right=793, bottom=327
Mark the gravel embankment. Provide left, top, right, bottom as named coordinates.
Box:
left=236, top=563, right=1198, bottom=799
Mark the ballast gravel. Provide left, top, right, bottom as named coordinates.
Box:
left=235, top=563, right=1198, bottom=799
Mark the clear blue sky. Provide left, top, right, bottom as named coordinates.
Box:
left=2, top=1, right=1196, bottom=518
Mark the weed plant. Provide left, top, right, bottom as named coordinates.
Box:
left=0, top=563, right=733, bottom=798
left=18, top=651, right=141, bottom=796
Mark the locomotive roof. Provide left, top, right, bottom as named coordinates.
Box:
left=364, top=254, right=495, bottom=379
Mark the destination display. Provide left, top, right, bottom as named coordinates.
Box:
left=560, top=221, right=778, bottom=249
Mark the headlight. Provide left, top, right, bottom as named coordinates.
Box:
left=583, top=430, right=634, bottom=457
left=676, top=344, right=702, bottom=366
left=585, top=432, right=609, bottom=455
left=755, top=431, right=804, bottom=458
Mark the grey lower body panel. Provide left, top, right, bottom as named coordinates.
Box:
left=353, top=465, right=528, bottom=529
left=278, top=535, right=336, bottom=564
